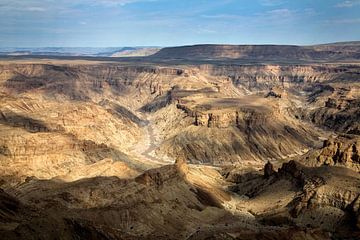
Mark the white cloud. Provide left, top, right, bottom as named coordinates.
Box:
left=260, top=0, right=285, bottom=6
left=0, top=0, right=154, bottom=11
left=335, top=0, right=360, bottom=8
left=195, top=27, right=217, bottom=34
left=26, top=7, right=46, bottom=12
left=201, top=14, right=243, bottom=20
left=325, top=18, right=360, bottom=24
left=267, top=8, right=293, bottom=17
left=89, top=0, right=156, bottom=6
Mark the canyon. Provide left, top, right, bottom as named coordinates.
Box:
left=0, top=43, right=359, bottom=239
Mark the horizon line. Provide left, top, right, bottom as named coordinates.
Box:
left=1, top=40, right=359, bottom=49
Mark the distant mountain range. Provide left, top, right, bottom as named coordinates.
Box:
left=1, top=42, right=359, bottom=61
left=0, top=47, right=161, bottom=57
left=150, top=41, right=360, bottom=61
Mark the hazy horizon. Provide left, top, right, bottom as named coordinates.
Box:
left=1, top=40, right=360, bottom=49
left=1, top=0, right=360, bottom=48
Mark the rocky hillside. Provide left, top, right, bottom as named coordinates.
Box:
left=1, top=159, right=359, bottom=239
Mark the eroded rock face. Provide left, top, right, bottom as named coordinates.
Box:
left=194, top=111, right=238, bottom=128
left=305, top=84, right=360, bottom=135
left=160, top=96, right=320, bottom=165
left=298, top=136, right=360, bottom=172
left=281, top=161, right=359, bottom=233
left=319, top=138, right=360, bottom=165
left=255, top=160, right=360, bottom=234
left=200, top=64, right=360, bottom=91
left=189, top=106, right=276, bottom=129
left=265, top=87, right=286, bottom=99
left=135, top=159, right=188, bottom=187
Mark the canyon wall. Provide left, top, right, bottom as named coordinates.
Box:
left=0, top=61, right=359, bottom=176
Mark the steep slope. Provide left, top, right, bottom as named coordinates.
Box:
left=304, top=82, right=360, bottom=134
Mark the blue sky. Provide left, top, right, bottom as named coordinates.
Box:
left=0, top=0, right=359, bottom=47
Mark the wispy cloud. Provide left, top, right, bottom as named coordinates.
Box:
left=201, top=7, right=316, bottom=27
left=266, top=8, right=293, bottom=17
left=201, top=14, right=243, bottom=20
left=26, top=7, right=46, bottom=12
left=260, top=0, right=285, bottom=6
left=89, top=0, right=156, bottom=6
left=0, top=0, right=155, bottom=11
left=194, top=27, right=217, bottom=34
left=335, top=0, right=360, bottom=8
left=324, top=18, right=360, bottom=24
left=201, top=8, right=296, bottom=21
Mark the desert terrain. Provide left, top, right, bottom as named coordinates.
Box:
left=0, top=43, right=359, bottom=239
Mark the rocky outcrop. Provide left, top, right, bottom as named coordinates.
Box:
left=264, top=161, right=275, bottom=179
left=278, top=160, right=307, bottom=183
left=299, top=137, right=360, bottom=172
left=319, top=138, right=359, bottom=165
left=256, top=160, right=360, bottom=234
left=280, top=161, right=359, bottom=233
left=315, top=138, right=360, bottom=172
left=135, top=159, right=189, bottom=187
left=177, top=96, right=277, bottom=129
left=282, top=166, right=326, bottom=217
left=194, top=111, right=238, bottom=128
left=265, top=87, right=286, bottom=98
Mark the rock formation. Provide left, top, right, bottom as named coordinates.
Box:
left=264, top=161, right=275, bottom=179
